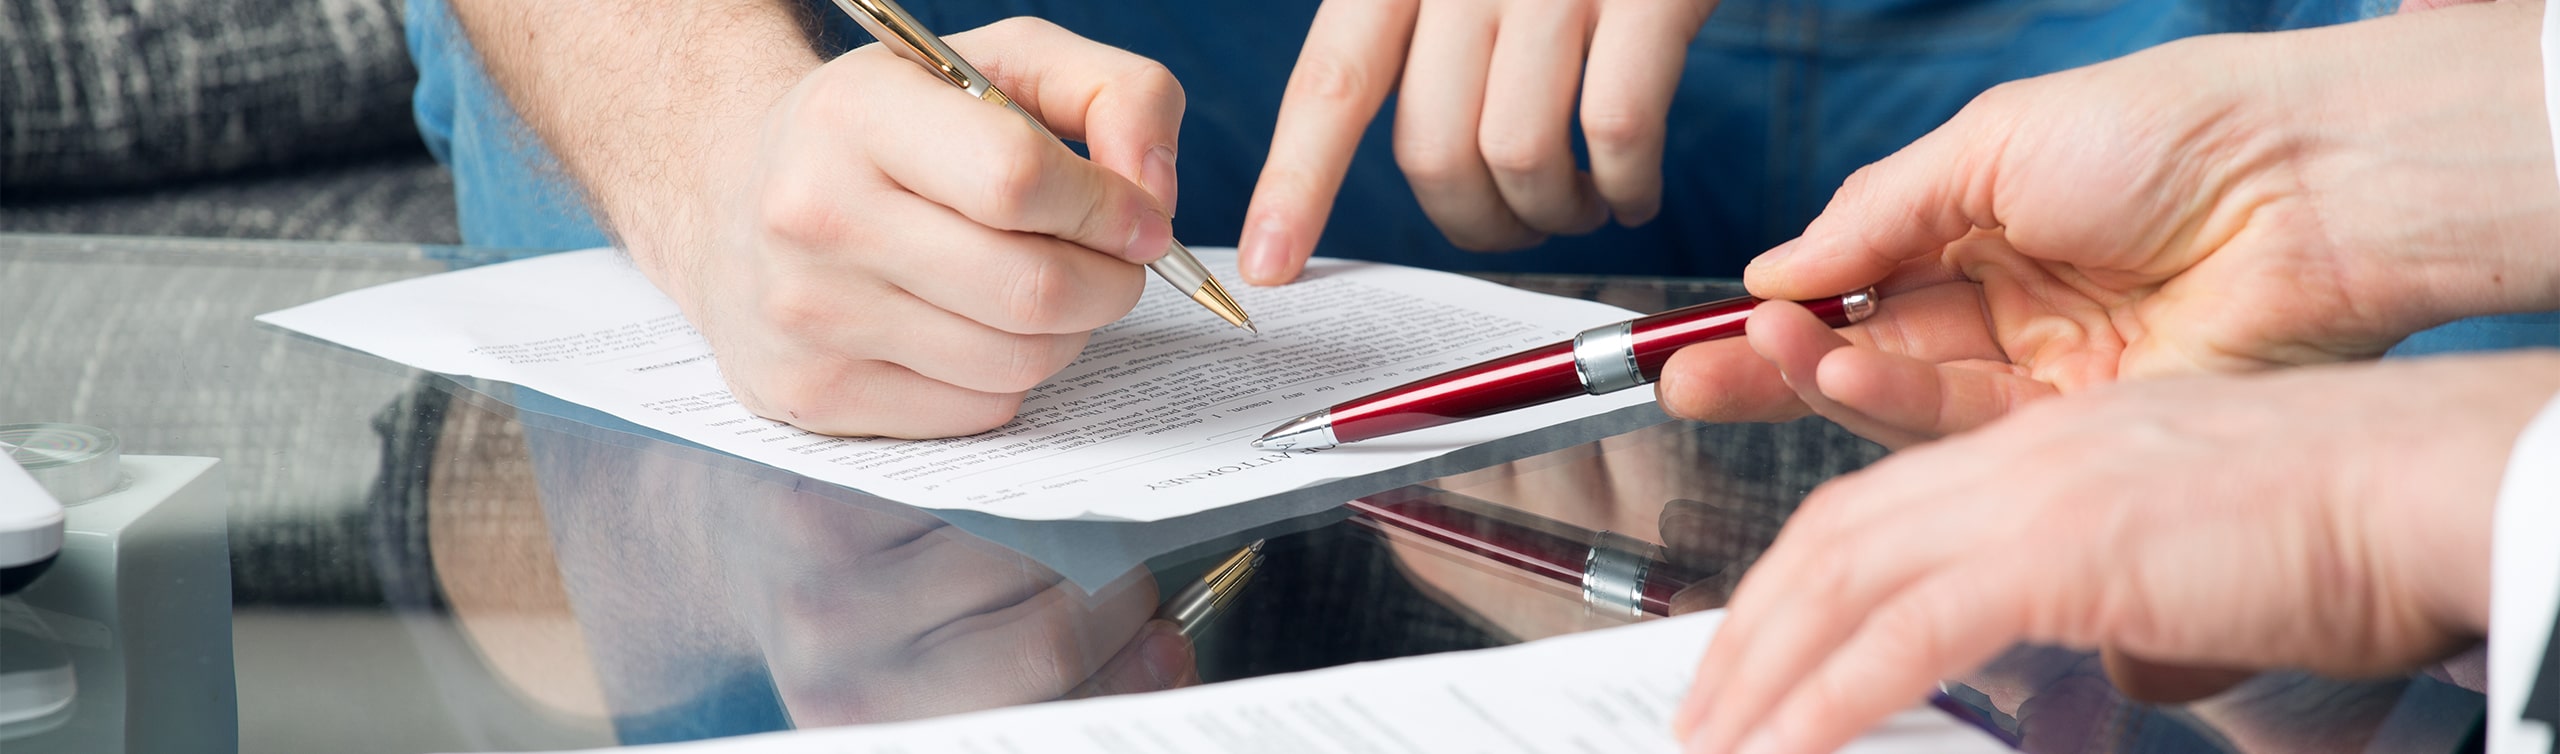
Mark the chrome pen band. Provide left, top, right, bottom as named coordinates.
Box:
left=1571, top=321, right=1643, bottom=395
left=1151, top=240, right=1212, bottom=291
left=1842, top=287, right=1879, bottom=324
left=1581, top=531, right=1652, bottom=620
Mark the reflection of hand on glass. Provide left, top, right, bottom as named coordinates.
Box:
left=1654, top=495, right=1787, bottom=617
left=1962, top=646, right=2411, bottom=753
left=704, top=480, right=1195, bottom=725
left=427, top=396, right=1193, bottom=737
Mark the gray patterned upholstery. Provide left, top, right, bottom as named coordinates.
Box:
left=0, top=0, right=462, bottom=244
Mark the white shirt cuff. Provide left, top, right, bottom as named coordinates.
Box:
left=2490, top=386, right=2560, bottom=753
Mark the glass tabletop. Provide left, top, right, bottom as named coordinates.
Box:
left=0, top=233, right=2484, bottom=753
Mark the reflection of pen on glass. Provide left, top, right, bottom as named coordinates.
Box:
left=1346, top=488, right=1705, bottom=619
left=1350, top=487, right=2022, bottom=748
left=1158, top=539, right=1265, bottom=637
left=825, top=0, right=1255, bottom=332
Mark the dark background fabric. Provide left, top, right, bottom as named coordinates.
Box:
left=1, top=0, right=463, bottom=243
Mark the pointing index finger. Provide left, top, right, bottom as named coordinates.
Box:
left=1239, top=0, right=1422, bottom=285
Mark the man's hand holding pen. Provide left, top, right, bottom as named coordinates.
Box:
left=599, top=18, right=1190, bottom=440
left=1649, top=3, right=2560, bottom=449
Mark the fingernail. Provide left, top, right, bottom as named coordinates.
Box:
left=1242, top=217, right=1292, bottom=285
left=1734, top=730, right=1783, bottom=754
left=1143, top=145, right=1180, bottom=219
left=1126, top=206, right=1172, bottom=264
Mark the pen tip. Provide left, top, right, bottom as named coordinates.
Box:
left=1190, top=279, right=1254, bottom=331
left=1251, top=409, right=1339, bottom=451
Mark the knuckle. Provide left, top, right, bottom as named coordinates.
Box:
left=1793, top=548, right=1856, bottom=597
left=804, top=69, right=867, bottom=124
left=979, top=136, right=1056, bottom=230
left=1393, top=133, right=1473, bottom=187
left=1794, top=665, right=1870, bottom=725
left=1002, top=601, right=1084, bottom=699
left=757, top=281, right=836, bottom=337
left=1000, top=253, right=1078, bottom=332
left=985, top=15, right=1062, bottom=40
left=987, top=334, right=1074, bottom=394
left=757, top=176, right=849, bottom=249
left=1287, top=53, right=1372, bottom=106
left=1476, top=129, right=1556, bottom=178
left=1118, top=59, right=1187, bottom=109
left=1870, top=599, right=1956, bottom=669
left=1957, top=80, right=2038, bottom=125
left=1579, top=103, right=1653, bottom=153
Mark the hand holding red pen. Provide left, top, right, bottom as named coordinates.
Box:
left=1654, top=2, right=2560, bottom=448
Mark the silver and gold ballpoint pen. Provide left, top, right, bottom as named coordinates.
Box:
left=828, top=0, right=1255, bottom=332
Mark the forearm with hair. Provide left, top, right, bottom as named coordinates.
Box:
left=447, top=0, right=822, bottom=272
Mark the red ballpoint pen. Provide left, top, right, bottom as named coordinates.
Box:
left=1252, top=289, right=1879, bottom=450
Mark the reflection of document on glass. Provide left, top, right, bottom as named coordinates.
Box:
left=257, top=248, right=1663, bottom=522
left=454, top=612, right=2007, bottom=754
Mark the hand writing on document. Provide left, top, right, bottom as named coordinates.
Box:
left=1652, top=2, right=2560, bottom=447
left=670, top=19, right=1184, bottom=439
left=462, top=1, right=1184, bottom=440
left=1672, top=352, right=2560, bottom=754
left=1237, top=0, right=1715, bottom=284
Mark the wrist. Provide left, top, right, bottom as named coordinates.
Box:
left=2365, top=353, right=2560, bottom=636
left=581, top=57, right=814, bottom=279
left=448, top=0, right=820, bottom=284
left=2308, top=3, right=2560, bottom=333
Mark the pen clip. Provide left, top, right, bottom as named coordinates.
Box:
left=829, top=0, right=1059, bottom=141
left=832, top=0, right=982, bottom=92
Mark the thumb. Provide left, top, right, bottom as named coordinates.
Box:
left=1746, top=97, right=2011, bottom=299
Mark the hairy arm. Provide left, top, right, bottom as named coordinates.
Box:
left=445, top=0, right=817, bottom=278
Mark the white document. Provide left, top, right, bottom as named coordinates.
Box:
left=257, top=248, right=1661, bottom=522
left=466, top=612, right=2010, bottom=754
